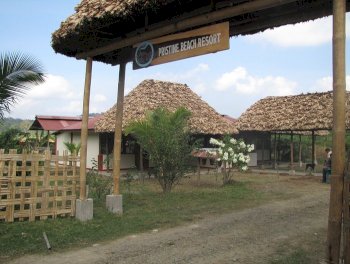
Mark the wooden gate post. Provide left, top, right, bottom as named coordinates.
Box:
left=80, top=57, right=93, bottom=200
left=290, top=132, right=294, bottom=172
left=113, top=63, right=126, bottom=195
left=76, top=57, right=94, bottom=221
left=273, top=133, right=277, bottom=169
left=327, top=0, right=346, bottom=262
left=298, top=134, right=302, bottom=168
left=311, top=130, right=315, bottom=165
left=106, top=63, right=126, bottom=214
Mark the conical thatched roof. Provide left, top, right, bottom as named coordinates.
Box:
left=95, top=79, right=237, bottom=135
left=52, top=0, right=346, bottom=65
left=237, top=91, right=350, bottom=132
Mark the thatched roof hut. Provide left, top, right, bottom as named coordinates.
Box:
left=237, top=91, right=350, bottom=132
left=95, top=79, right=237, bottom=134
left=52, top=0, right=348, bottom=65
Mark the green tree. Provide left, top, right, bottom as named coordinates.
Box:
left=0, top=128, right=22, bottom=150
left=126, top=107, right=195, bottom=193
left=18, top=130, right=55, bottom=152
left=0, top=52, right=45, bottom=118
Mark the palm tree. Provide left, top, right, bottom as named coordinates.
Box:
left=63, top=142, right=81, bottom=156
left=125, top=107, right=195, bottom=193
left=0, top=52, right=45, bottom=118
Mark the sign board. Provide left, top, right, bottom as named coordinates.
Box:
left=133, top=22, right=229, bottom=69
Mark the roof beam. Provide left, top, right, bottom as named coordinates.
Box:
left=76, top=0, right=297, bottom=59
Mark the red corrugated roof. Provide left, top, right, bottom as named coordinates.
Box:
left=35, top=115, right=82, bottom=120
left=60, top=115, right=101, bottom=131
left=30, top=116, right=82, bottom=131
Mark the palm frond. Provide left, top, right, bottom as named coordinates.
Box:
left=0, top=52, right=45, bottom=118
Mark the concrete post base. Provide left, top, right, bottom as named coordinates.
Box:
left=75, top=198, right=93, bottom=221
left=106, top=194, right=123, bottom=214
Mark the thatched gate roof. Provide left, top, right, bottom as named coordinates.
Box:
left=95, top=79, right=237, bottom=135
left=237, top=91, right=350, bottom=132
left=52, top=0, right=348, bottom=65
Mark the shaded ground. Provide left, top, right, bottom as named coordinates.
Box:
left=8, top=175, right=330, bottom=264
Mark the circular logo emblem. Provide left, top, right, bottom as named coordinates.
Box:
left=135, top=41, right=154, bottom=68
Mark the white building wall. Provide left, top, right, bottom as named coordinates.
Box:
left=248, top=152, right=257, bottom=166
left=86, top=133, right=99, bottom=169
left=56, top=132, right=71, bottom=155
left=56, top=131, right=100, bottom=169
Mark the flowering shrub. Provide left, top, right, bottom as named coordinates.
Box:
left=209, top=136, right=254, bottom=184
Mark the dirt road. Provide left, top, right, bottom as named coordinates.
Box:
left=9, top=178, right=329, bottom=264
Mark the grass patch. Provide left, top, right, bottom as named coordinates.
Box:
left=268, top=227, right=327, bottom=264
left=0, top=173, right=296, bottom=261
left=270, top=249, right=312, bottom=264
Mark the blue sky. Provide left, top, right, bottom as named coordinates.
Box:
left=0, top=1, right=349, bottom=120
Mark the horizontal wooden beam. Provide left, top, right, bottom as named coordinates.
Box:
left=76, top=0, right=297, bottom=59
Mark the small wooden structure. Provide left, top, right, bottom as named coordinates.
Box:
left=0, top=150, right=79, bottom=222
left=237, top=92, right=350, bottom=132
left=95, top=79, right=237, bottom=135
left=237, top=91, right=350, bottom=168
left=96, top=79, right=237, bottom=171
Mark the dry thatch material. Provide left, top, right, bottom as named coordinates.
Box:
left=237, top=91, right=350, bottom=132
left=52, top=0, right=345, bottom=65
left=95, top=79, right=237, bottom=135
left=53, top=0, right=164, bottom=38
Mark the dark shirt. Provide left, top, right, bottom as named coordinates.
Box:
left=324, top=157, right=331, bottom=169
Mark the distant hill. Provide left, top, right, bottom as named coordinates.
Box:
left=0, top=118, right=33, bottom=133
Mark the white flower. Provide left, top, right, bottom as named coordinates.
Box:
left=223, top=152, right=228, bottom=161
left=208, top=151, right=217, bottom=156
left=230, top=138, right=237, bottom=144
left=210, top=138, right=221, bottom=146
left=245, top=155, right=251, bottom=163
left=242, top=165, right=248, bottom=171
left=218, top=148, right=223, bottom=155
left=238, top=153, right=245, bottom=162
left=247, top=144, right=255, bottom=152
left=228, top=147, right=233, bottom=153
left=239, top=141, right=246, bottom=148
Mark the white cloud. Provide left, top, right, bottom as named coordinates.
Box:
left=127, top=63, right=210, bottom=95
left=6, top=74, right=89, bottom=119
left=215, top=67, right=297, bottom=96
left=27, top=74, right=77, bottom=99
left=315, top=76, right=332, bottom=92
left=246, top=14, right=350, bottom=47
left=51, top=100, right=83, bottom=116
left=192, top=83, right=207, bottom=94
left=314, top=76, right=350, bottom=92
left=152, top=63, right=210, bottom=82
left=216, top=67, right=247, bottom=91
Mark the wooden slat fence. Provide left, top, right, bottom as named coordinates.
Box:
left=0, top=149, right=79, bottom=222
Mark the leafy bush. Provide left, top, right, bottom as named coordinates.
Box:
left=86, top=159, right=112, bottom=200
left=209, top=136, right=254, bottom=185
left=126, top=107, right=196, bottom=193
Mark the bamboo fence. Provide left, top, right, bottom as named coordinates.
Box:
left=0, top=149, right=79, bottom=222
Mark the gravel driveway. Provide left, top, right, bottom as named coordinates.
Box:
left=8, top=177, right=329, bottom=264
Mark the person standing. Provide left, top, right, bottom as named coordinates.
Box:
left=322, top=148, right=332, bottom=183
